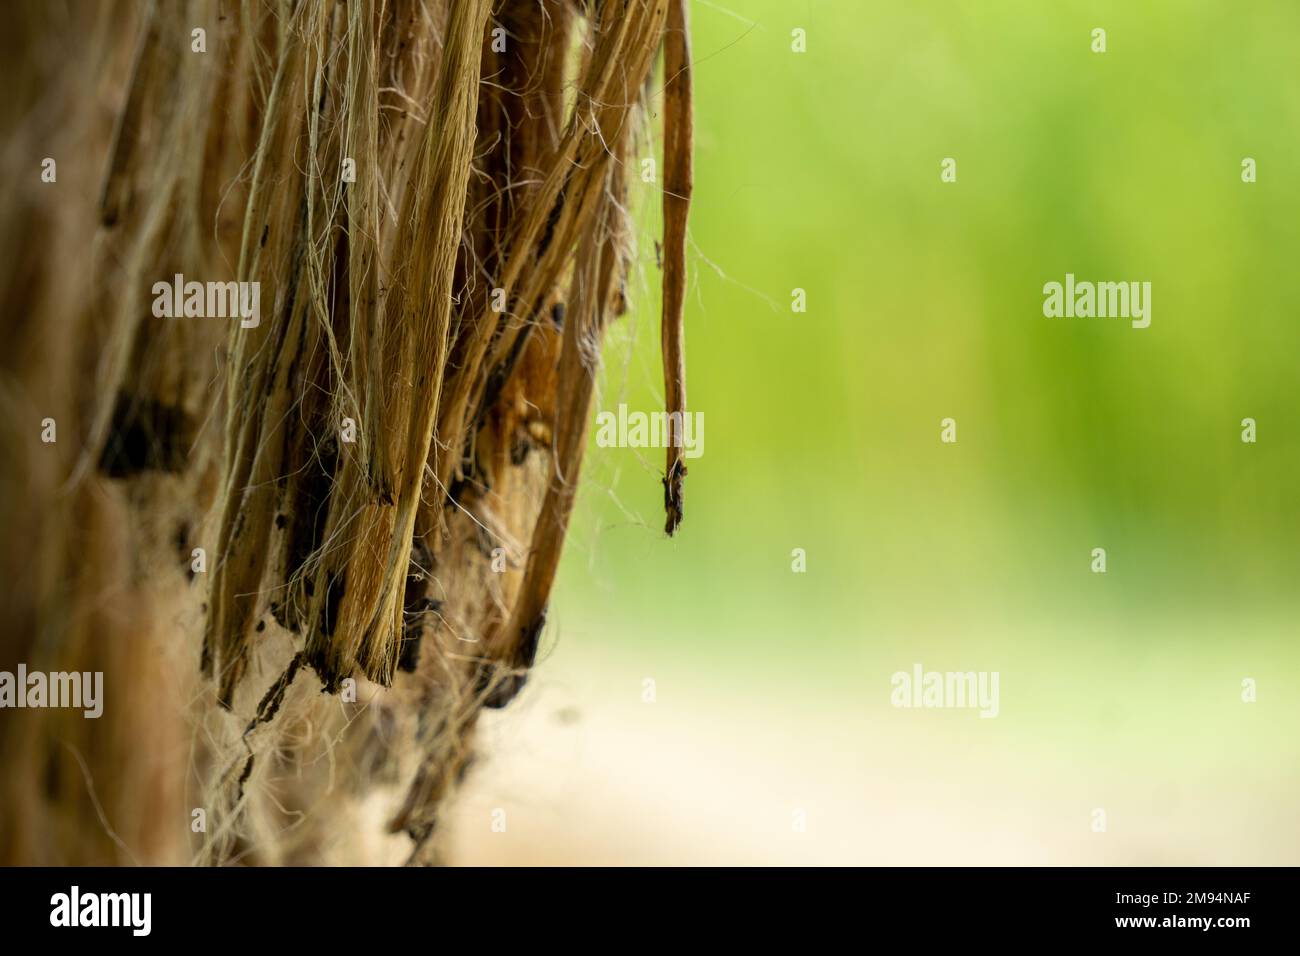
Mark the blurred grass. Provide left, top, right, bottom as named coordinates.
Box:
left=560, top=0, right=1300, bottom=623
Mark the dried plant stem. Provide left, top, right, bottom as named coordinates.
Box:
left=661, top=0, right=694, bottom=535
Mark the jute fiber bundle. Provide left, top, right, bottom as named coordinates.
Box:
left=0, top=0, right=692, bottom=865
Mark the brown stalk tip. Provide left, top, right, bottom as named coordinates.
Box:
left=482, top=672, right=528, bottom=710
left=663, top=458, right=687, bottom=535
left=517, top=609, right=547, bottom=668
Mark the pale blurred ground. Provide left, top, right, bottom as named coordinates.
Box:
left=444, top=613, right=1300, bottom=866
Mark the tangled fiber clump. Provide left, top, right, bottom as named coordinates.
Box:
left=0, top=0, right=691, bottom=865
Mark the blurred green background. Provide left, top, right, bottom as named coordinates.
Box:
left=451, top=0, right=1300, bottom=864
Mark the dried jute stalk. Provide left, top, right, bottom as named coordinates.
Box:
left=0, top=0, right=691, bottom=866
